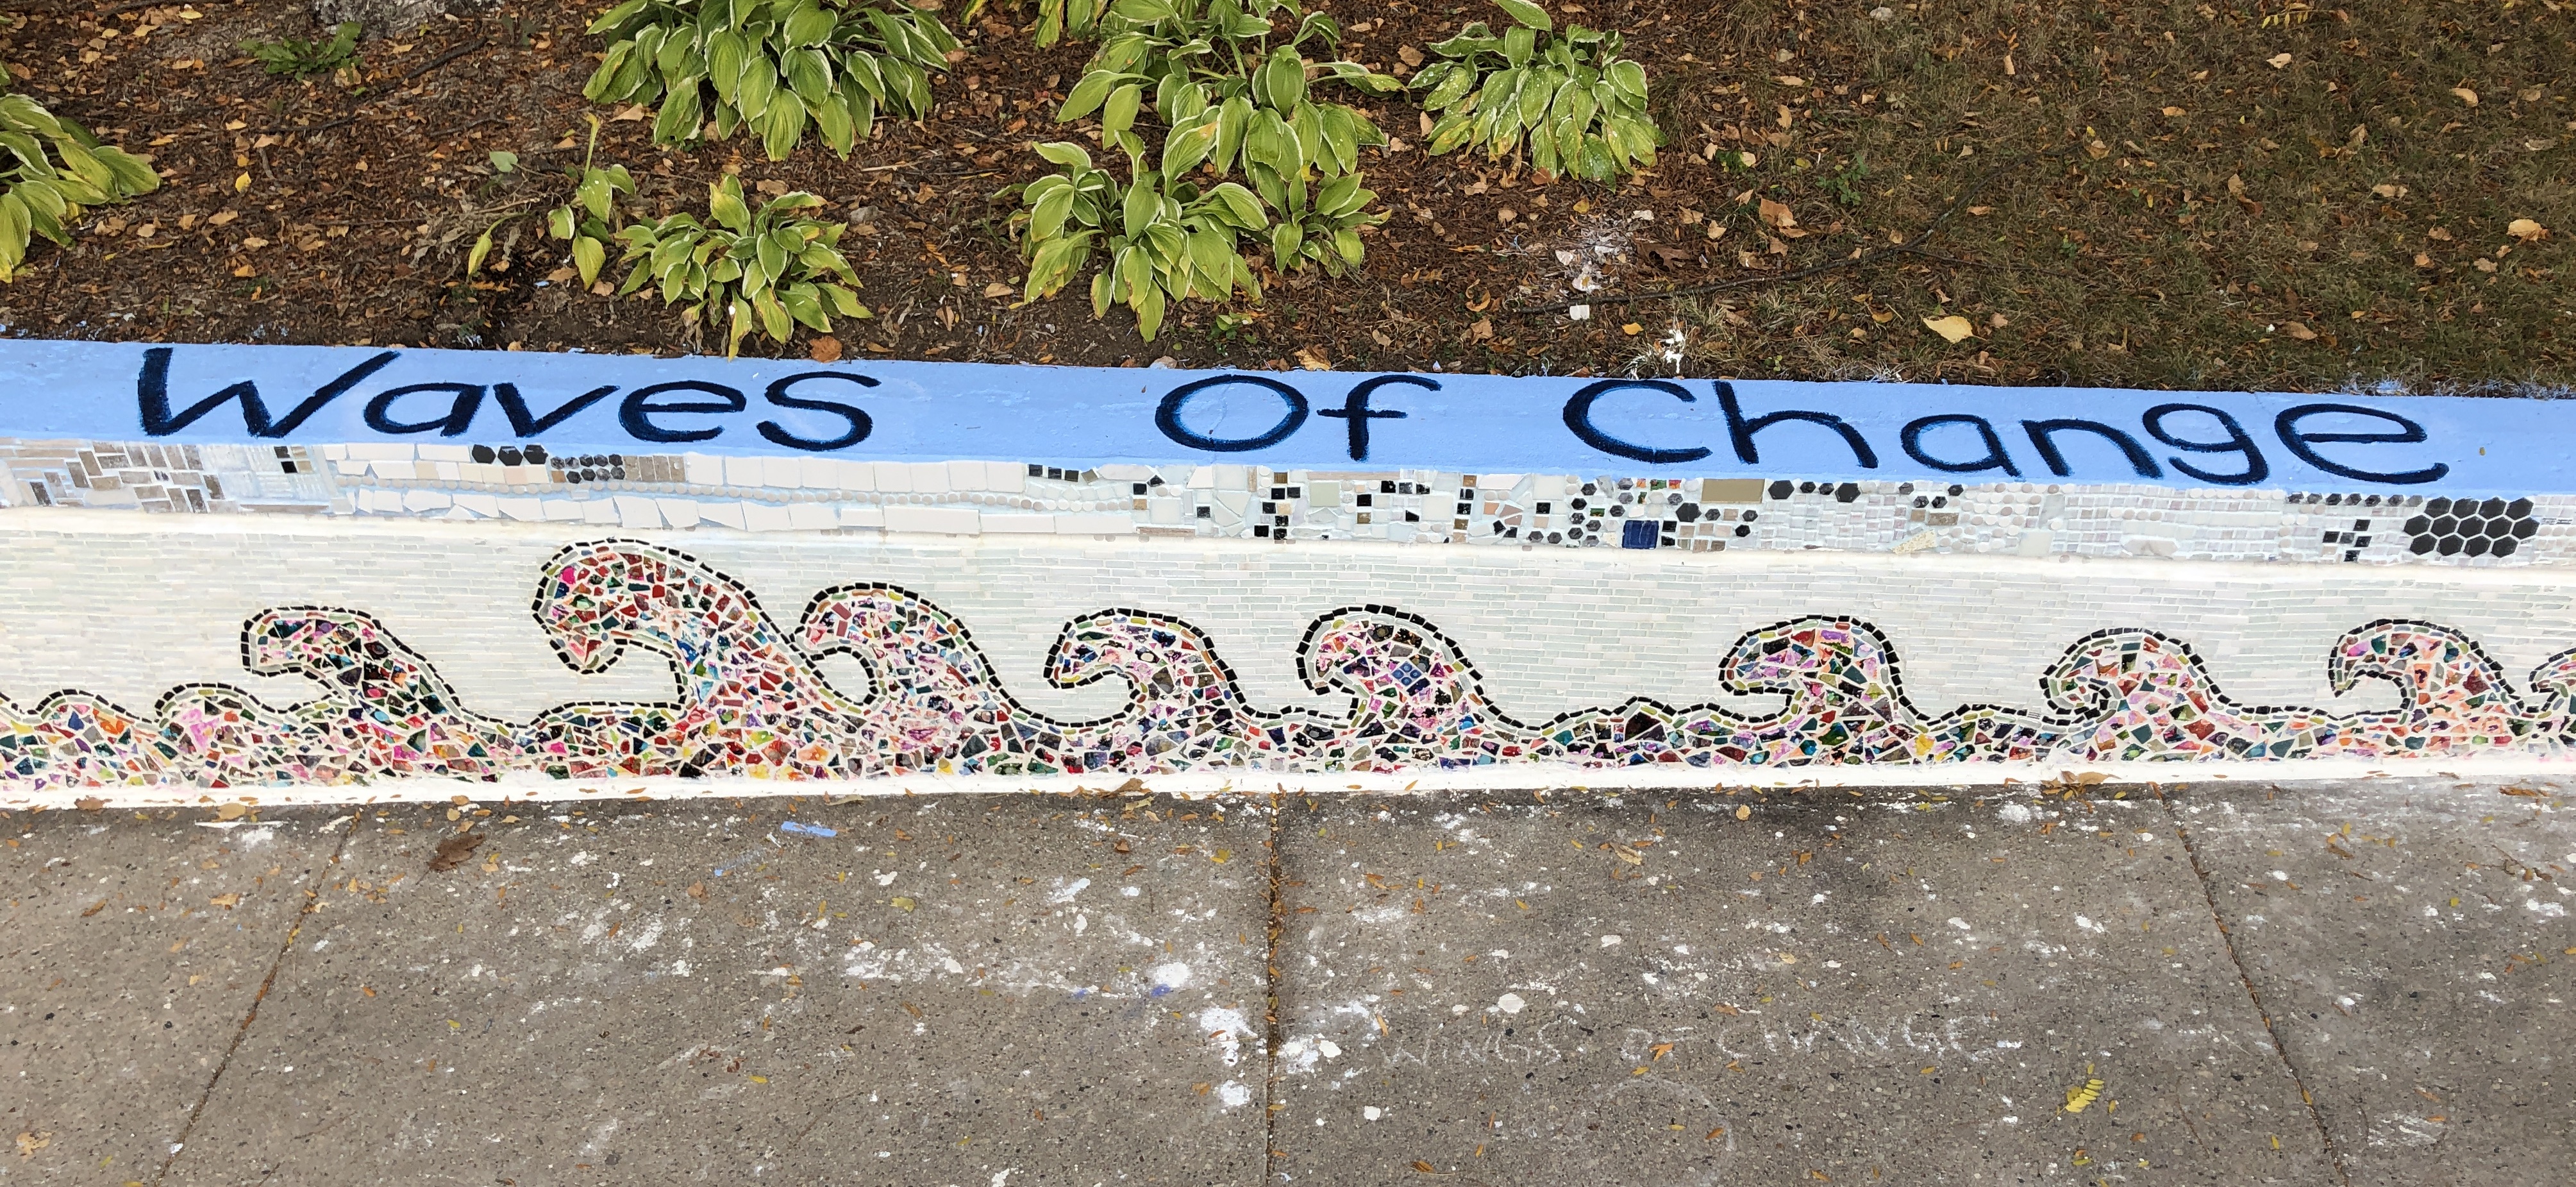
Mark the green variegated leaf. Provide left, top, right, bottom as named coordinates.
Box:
left=1422, top=63, right=1476, bottom=109
left=758, top=90, right=807, bottom=158
left=706, top=30, right=748, bottom=101
left=1134, top=282, right=1166, bottom=342
left=1426, top=110, right=1474, bottom=155
left=573, top=235, right=608, bottom=286
left=1031, top=184, right=1079, bottom=242
left=1103, top=82, right=1143, bottom=139
left=1494, top=0, right=1553, bottom=31
left=823, top=283, right=871, bottom=318
left=1059, top=69, right=1121, bottom=122
left=1034, top=140, right=1094, bottom=171
left=708, top=177, right=751, bottom=232
left=653, top=78, right=705, bottom=143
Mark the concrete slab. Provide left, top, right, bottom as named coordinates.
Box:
left=1267, top=790, right=2337, bottom=1186
left=163, top=795, right=1271, bottom=1186
left=0, top=807, right=341, bottom=1184
left=2175, top=779, right=2576, bottom=1183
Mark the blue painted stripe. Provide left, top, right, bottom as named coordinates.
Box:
left=0, top=339, right=2555, bottom=494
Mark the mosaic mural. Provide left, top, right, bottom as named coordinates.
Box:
left=4, top=438, right=2568, bottom=567
left=4, top=539, right=2572, bottom=791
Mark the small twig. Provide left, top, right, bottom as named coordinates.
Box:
left=253, top=115, right=360, bottom=137
left=1509, top=140, right=2079, bottom=314
left=429, top=114, right=505, bottom=140
left=401, top=35, right=489, bottom=81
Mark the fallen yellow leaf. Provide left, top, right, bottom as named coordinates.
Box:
left=2064, top=1077, right=2105, bottom=1113
left=1621, top=323, right=1643, bottom=335
left=2507, top=218, right=2549, bottom=242
left=2266, top=53, right=2292, bottom=69
left=2451, top=87, right=2479, bottom=106
left=1921, top=315, right=1976, bottom=344
left=1734, top=805, right=1752, bottom=820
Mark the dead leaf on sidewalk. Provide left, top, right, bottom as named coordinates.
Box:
left=428, top=833, right=483, bottom=872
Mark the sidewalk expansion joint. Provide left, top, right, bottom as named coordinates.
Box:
left=2156, top=789, right=2352, bottom=1187
left=1260, top=793, right=1287, bottom=1187
left=154, top=811, right=363, bottom=1185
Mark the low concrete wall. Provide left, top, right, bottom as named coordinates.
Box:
left=4, top=512, right=2573, bottom=802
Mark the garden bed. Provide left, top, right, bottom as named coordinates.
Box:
left=3, top=0, right=2568, bottom=389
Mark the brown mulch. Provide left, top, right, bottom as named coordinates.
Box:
left=3, top=0, right=2568, bottom=390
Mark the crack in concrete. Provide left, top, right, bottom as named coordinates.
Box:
left=1260, top=793, right=1287, bottom=1185
left=154, top=811, right=362, bottom=1186
left=2157, top=789, right=2352, bottom=1187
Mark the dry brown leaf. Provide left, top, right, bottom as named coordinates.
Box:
left=2266, top=53, right=2292, bottom=69
left=1296, top=346, right=1331, bottom=370
left=1757, top=198, right=1797, bottom=229
left=2283, top=321, right=2318, bottom=341
left=808, top=335, right=842, bottom=363
left=2507, top=218, right=2550, bottom=242
left=209, top=893, right=241, bottom=908
left=2450, top=87, right=2479, bottom=106
left=428, top=832, right=483, bottom=872
left=1921, top=314, right=1975, bottom=344
left=1733, top=805, right=1752, bottom=820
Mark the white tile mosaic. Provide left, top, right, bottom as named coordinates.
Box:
left=5, top=517, right=2576, bottom=791
left=6, top=438, right=2559, bottom=570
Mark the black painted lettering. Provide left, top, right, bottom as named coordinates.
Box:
left=363, top=383, right=485, bottom=437
left=494, top=383, right=618, bottom=437
left=758, top=371, right=878, bottom=451
left=1900, top=414, right=2020, bottom=476
left=2273, top=403, right=2448, bottom=485
left=2021, top=418, right=2162, bottom=478
left=619, top=380, right=746, bottom=444
left=1560, top=379, right=1714, bottom=465
left=1715, top=382, right=1878, bottom=468
left=1316, top=375, right=1432, bottom=461
left=1154, top=375, right=1310, bottom=452
left=138, top=347, right=400, bottom=438
left=2141, top=403, right=2270, bottom=485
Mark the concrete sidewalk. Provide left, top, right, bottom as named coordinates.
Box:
left=1, top=779, right=2566, bottom=1186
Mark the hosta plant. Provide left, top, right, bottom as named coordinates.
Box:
left=1013, top=141, right=1268, bottom=342
left=584, top=0, right=959, bottom=161
left=615, top=176, right=871, bottom=357
left=1266, top=169, right=1380, bottom=277
left=240, top=22, right=362, bottom=81
left=544, top=117, right=639, bottom=288
left=1410, top=0, right=1659, bottom=180
left=0, top=87, right=161, bottom=283
left=1058, top=0, right=1397, bottom=184
left=1031, top=0, right=1104, bottom=46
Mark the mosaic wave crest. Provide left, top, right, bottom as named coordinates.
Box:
left=4, top=539, right=2573, bottom=790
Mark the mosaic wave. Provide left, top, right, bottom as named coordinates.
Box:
left=3, top=539, right=2572, bottom=790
